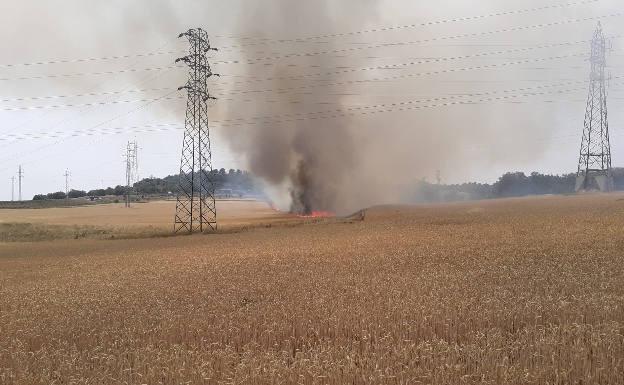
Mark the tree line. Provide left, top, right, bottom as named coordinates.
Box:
left=34, top=167, right=624, bottom=202
left=33, top=168, right=257, bottom=200
left=413, top=168, right=624, bottom=203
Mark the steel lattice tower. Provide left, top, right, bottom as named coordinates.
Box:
left=125, top=141, right=138, bottom=208
left=576, top=22, right=613, bottom=192
left=64, top=169, right=70, bottom=206
left=174, top=28, right=218, bottom=233
left=18, top=165, right=23, bottom=201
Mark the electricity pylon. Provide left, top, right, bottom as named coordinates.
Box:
left=576, top=22, right=613, bottom=192
left=18, top=165, right=23, bottom=201
left=133, top=141, right=139, bottom=184
left=173, top=28, right=219, bottom=233
left=125, top=141, right=138, bottom=208
left=63, top=169, right=70, bottom=206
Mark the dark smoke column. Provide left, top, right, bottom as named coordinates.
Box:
left=221, top=0, right=381, bottom=216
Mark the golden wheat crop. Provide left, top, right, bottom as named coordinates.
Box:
left=0, top=200, right=297, bottom=241
left=1, top=194, right=624, bottom=384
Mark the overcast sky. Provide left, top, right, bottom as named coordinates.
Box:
left=0, top=0, right=623, bottom=202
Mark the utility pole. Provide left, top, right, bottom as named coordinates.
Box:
left=18, top=165, right=23, bottom=201
left=173, top=28, right=219, bottom=233
left=576, top=22, right=613, bottom=192
left=125, top=141, right=138, bottom=208
left=63, top=169, right=70, bottom=206
left=10, top=176, right=15, bottom=201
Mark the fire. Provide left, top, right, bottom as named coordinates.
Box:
left=298, top=211, right=335, bottom=218
left=268, top=200, right=334, bottom=218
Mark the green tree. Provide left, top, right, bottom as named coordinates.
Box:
left=68, top=189, right=87, bottom=198
left=47, top=191, right=67, bottom=200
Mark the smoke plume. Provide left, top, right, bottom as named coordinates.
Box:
left=219, top=0, right=586, bottom=215
left=220, top=1, right=381, bottom=215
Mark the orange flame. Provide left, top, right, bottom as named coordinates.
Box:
left=298, top=211, right=335, bottom=218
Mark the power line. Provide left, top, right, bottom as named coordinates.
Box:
left=0, top=12, right=616, bottom=102
left=4, top=35, right=612, bottom=105
left=0, top=51, right=595, bottom=112
left=0, top=1, right=597, bottom=68
left=0, top=59, right=181, bottom=153
left=1, top=95, right=185, bottom=112
left=0, top=123, right=183, bottom=141
left=1, top=29, right=608, bottom=86
left=0, top=39, right=180, bottom=141
left=3, top=15, right=621, bottom=172
left=4, top=80, right=623, bottom=174
left=5, top=65, right=622, bottom=144
left=212, top=84, right=599, bottom=128
left=0, top=49, right=184, bottom=68
left=211, top=84, right=609, bottom=132
left=3, top=82, right=616, bottom=179
left=0, top=89, right=179, bottom=168
left=212, top=0, right=600, bottom=48
left=0, top=65, right=182, bottom=82
left=225, top=37, right=622, bottom=85
left=0, top=41, right=183, bottom=179
left=223, top=51, right=591, bottom=96
left=238, top=12, right=624, bottom=64
left=2, top=41, right=604, bottom=113
left=6, top=77, right=620, bottom=143
left=0, top=87, right=174, bottom=103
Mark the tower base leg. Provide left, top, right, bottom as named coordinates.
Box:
left=575, top=173, right=614, bottom=192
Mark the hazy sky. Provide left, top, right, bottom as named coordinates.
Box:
left=0, top=0, right=623, bottom=202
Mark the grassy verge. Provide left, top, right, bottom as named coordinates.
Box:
left=0, top=200, right=99, bottom=209
left=0, top=222, right=171, bottom=242
left=0, top=211, right=365, bottom=242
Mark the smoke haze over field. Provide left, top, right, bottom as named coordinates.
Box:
left=0, top=1, right=623, bottom=209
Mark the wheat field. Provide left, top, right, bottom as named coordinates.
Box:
left=1, top=194, right=624, bottom=384
left=0, top=200, right=297, bottom=242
